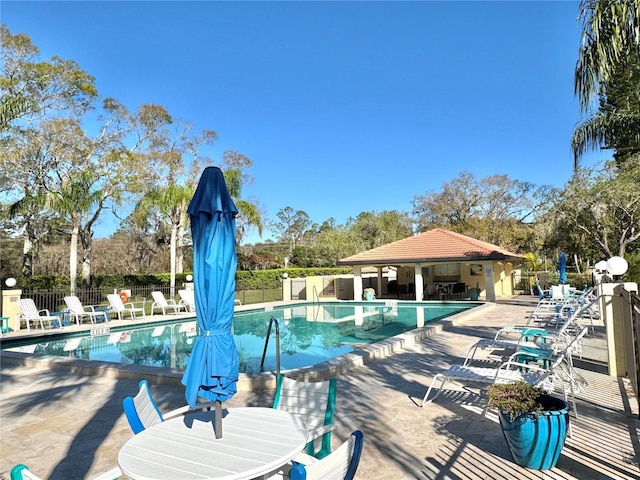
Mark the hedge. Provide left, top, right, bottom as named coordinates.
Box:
left=17, top=268, right=352, bottom=291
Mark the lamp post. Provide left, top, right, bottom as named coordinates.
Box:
left=606, top=256, right=629, bottom=281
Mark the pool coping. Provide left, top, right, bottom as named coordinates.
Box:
left=0, top=301, right=494, bottom=392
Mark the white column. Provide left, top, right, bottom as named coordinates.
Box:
left=353, top=266, right=363, bottom=301
left=484, top=264, right=496, bottom=302
left=2, top=289, right=22, bottom=332
left=414, top=264, right=423, bottom=301
left=598, top=282, right=638, bottom=377
left=282, top=278, right=292, bottom=301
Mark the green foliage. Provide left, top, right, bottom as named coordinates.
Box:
left=487, top=382, right=548, bottom=421
left=411, top=171, right=546, bottom=253
left=236, top=268, right=350, bottom=290
left=573, top=0, right=640, bottom=167
left=548, top=160, right=640, bottom=259
left=624, top=251, right=640, bottom=284
left=18, top=273, right=193, bottom=290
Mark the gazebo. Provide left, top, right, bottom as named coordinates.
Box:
left=337, top=228, right=525, bottom=302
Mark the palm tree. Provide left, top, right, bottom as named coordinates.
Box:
left=573, top=0, right=640, bottom=167
left=223, top=167, right=263, bottom=244
left=135, top=184, right=193, bottom=297
left=575, top=0, right=640, bottom=110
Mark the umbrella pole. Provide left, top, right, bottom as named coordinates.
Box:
left=215, top=400, right=222, bottom=439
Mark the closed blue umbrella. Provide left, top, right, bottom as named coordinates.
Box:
left=559, top=252, right=568, bottom=284
left=181, top=166, right=239, bottom=437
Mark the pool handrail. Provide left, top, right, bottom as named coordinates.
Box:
left=260, top=316, right=281, bottom=375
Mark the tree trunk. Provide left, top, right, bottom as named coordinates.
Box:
left=80, top=228, right=93, bottom=287
left=69, top=216, right=79, bottom=296
left=22, top=237, right=33, bottom=277
left=170, top=223, right=177, bottom=298
left=176, top=223, right=184, bottom=274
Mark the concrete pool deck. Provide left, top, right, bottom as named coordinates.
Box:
left=1, top=296, right=639, bottom=479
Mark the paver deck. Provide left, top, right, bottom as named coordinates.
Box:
left=1, top=296, right=638, bottom=479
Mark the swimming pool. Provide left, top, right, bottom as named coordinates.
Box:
left=2, top=301, right=479, bottom=374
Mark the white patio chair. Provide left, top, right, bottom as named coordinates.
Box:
left=18, top=299, right=58, bottom=332
left=421, top=326, right=589, bottom=418
left=150, top=291, right=187, bottom=316
left=465, top=295, right=599, bottom=364
left=268, top=430, right=364, bottom=480
left=123, top=379, right=214, bottom=435
left=107, top=294, right=146, bottom=321
left=178, top=289, right=195, bottom=312
left=272, top=374, right=337, bottom=459
left=63, top=296, right=109, bottom=325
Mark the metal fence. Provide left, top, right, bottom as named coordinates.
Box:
left=19, top=283, right=282, bottom=314
left=623, top=288, right=640, bottom=418
left=512, top=272, right=538, bottom=294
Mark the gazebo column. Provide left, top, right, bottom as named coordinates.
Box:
left=377, top=267, right=383, bottom=298
left=414, top=264, right=423, bottom=301
left=353, top=266, right=363, bottom=301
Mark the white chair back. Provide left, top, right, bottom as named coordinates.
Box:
left=63, top=296, right=84, bottom=314
left=151, top=291, right=168, bottom=307
left=107, top=294, right=125, bottom=311
left=19, top=299, right=41, bottom=319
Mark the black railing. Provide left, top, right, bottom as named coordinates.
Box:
left=629, top=290, right=640, bottom=418
left=18, top=283, right=282, bottom=314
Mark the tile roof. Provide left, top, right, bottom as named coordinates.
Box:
left=337, top=228, right=526, bottom=266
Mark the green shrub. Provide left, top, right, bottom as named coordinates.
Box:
left=487, top=382, right=547, bottom=421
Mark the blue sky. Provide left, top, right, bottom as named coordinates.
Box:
left=2, top=1, right=608, bottom=244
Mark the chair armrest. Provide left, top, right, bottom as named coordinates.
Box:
left=38, top=309, right=51, bottom=316
left=163, top=401, right=218, bottom=420
left=90, top=467, right=122, bottom=480
left=519, top=328, right=547, bottom=338
left=291, top=452, right=318, bottom=466
left=307, top=424, right=335, bottom=442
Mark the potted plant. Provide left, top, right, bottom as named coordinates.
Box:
left=487, top=381, right=570, bottom=470
left=363, top=288, right=376, bottom=301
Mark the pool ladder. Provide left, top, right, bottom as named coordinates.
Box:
left=260, top=316, right=281, bottom=375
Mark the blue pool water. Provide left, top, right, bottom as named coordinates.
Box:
left=3, top=301, right=477, bottom=373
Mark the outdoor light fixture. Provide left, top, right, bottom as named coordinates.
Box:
left=282, top=272, right=289, bottom=279
left=606, top=256, right=629, bottom=277
left=186, top=274, right=193, bottom=282
left=5, top=278, right=16, bottom=288
left=594, top=260, right=608, bottom=272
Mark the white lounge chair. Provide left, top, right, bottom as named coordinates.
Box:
left=465, top=295, right=599, bottom=364
left=64, top=296, right=109, bottom=325
left=107, top=294, right=146, bottom=321
left=150, top=291, right=187, bottom=316
left=421, top=326, right=589, bottom=417
left=18, top=299, right=58, bottom=332
left=178, top=289, right=195, bottom=312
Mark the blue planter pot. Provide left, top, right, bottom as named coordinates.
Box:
left=498, top=396, right=570, bottom=470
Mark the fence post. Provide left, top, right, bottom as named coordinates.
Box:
left=2, top=288, right=22, bottom=332
left=598, top=282, right=638, bottom=377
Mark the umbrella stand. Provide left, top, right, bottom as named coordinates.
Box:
left=215, top=400, right=222, bottom=439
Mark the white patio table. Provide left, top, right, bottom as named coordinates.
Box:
left=118, top=407, right=308, bottom=480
